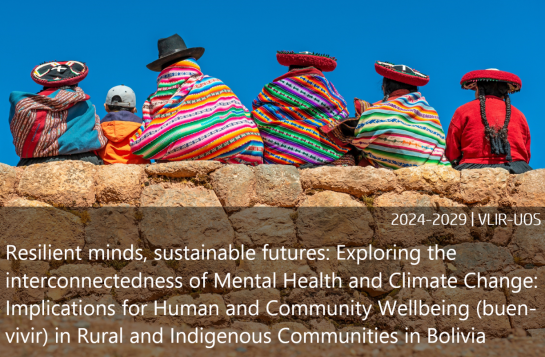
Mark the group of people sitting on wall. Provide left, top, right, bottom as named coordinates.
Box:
left=9, top=34, right=532, bottom=174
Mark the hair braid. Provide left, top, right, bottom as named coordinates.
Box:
left=500, top=93, right=513, bottom=161
left=478, top=85, right=494, bottom=139
left=478, top=84, right=513, bottom=161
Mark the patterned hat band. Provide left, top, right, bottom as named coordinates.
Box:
left=31, top=61, right=89, bottom=88
left=375, top=61, right=430, bottom=86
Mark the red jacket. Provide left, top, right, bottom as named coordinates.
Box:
left=445, top=96, right=531, bottom=164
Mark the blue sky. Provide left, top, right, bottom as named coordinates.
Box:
left=1, top=0, right=543, bottom=167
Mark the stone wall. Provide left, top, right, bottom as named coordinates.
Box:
left=0, top=161, right=544, bottom=342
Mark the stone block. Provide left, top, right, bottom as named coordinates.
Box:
left=309, top=319, right=336, bottom=332
left=527, top=329, right=545, bottom=338
left=511, top=169, right=545, bottom=206
left=395, top=165, right=460, bottom=197
left=210, top=165, right=256, bottom=212
left=163, top=293, right=229, bottom=327
left=66, top=295, right=126, bottom=318
left=338, top=247, right=401, bottom=297
left=231, top=321, right=270, bottom=332
left=285, top=289, right=373, bottom=323
left=0, top=198, right=85, bottom=255
left=401, top=245, right=446, bottom=279
left=145, top=161, right=222, bottom=178
left=432, top=287, right=512, bottom=338
left=0, top=259, right=14, bottom=312
left=47, top=264, right=116, bottom=301
left=308, top=246, right=338, bottom=276
left=371, top=288, right=435, bottom=334
left=95, top=164, right=145, bottom=204
left=140, top=184, right=222, bottom=207
left=271, top=322, right=309, bottom=333
left=444, top=242, right=516, bottom=283
left=297, top=191, right=374, bottom=248
left=373, top=192, right=443, bottom=247
left=506, top=267, right=545, bottom=329
left=0, top=164, right=18, bottom=206
left=176, top=258, right=236, bottom=294
left=140, top=185, right=234, bottom=250
left=254, top=165, right=302, bottom=207
left=237, top=248, right=315, bottom=287
left=300, top=166, right=396, bottom=197
left=460, top=168, right=510, bottom=204
left=116, top=260, right=176, bottom=303
left=17, top=161, right=97, bottom=207
left=509, top=224, right=545, bottom=266
left=84, top=207, right=139, bottom=256
left=229, top=206, right=297, bottom=248
left=18, top=260, right=49, bottom=303
left=487, top=223, right=514, bottom=246
left=224, top=288, right=281, bottom=322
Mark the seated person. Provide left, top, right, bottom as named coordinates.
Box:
left=445, top=69, right=531, bottom=174
left=98, top=85, right=150, bottom=165
left=252, top=51, right=355, bottom=167
left=130, top=34, right=263, bottom=165
left=9, top=61, right=107, bottom=166
left=352, top=61, right=450, bottom=169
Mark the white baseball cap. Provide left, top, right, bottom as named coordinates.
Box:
left=105, top=85, right=136, bottom=108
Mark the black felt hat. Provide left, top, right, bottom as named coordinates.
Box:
left=146, top=34, right=205, bottom=72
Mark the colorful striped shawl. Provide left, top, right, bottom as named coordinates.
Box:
left=353, top=92, right=450, bottom=169
left=251, top=70, right=350, bottom=166
left=130, top=59, right=263, bottom=164
left=9, top=87, right=106, bottom=158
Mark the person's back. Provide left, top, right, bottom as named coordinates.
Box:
left=98, top=85, right=150, bottom=165
left=445, top=68, right=531, bottom=174
left=446, top=98, right=530, bottom=164
left=353, top=61, right=450, bottom=169
left=251, top=51, right=354, bottom=167
left=130, top=34, right=263, bottom=165
left=9, top=61, right=106, bottom=166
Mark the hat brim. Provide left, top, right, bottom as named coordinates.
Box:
left=277, top=53, right=337, bottom=72
left=146, top=47, right=205, bottom=72
left=31, top=61, right=89, bottom=87
left=375, top=63, right=429, bottom=86
left=460, top=69, right=522, bottom=93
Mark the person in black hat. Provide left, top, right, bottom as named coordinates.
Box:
left=130, top=34, right=264, bottom=164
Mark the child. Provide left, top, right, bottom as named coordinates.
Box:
left=98, top=85, right=150, bottom=165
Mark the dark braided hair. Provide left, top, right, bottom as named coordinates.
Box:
left=477, top=81, right=512, bottom=161
left=382, top=77, right=418, bottom=102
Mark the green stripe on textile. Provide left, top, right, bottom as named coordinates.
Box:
left=264, top=84, right=332, bottom=120
left=135, top=109, right=247, bottom=158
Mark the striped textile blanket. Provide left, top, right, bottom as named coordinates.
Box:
left=251, top=69, right=351, bottom=166
left=9, top=87, right=106, bottom=158
left=353, top=92, right=451, bottom=169
left=130, top=59, right=263, bottom=164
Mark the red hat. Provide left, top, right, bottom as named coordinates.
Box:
left=375, top=61, right=429, bottom=86
left=460, top=69, right=521, bottom=93
left=277, top=51, right=337, bottom=72
left=31, top=61, right=88, bottom=87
